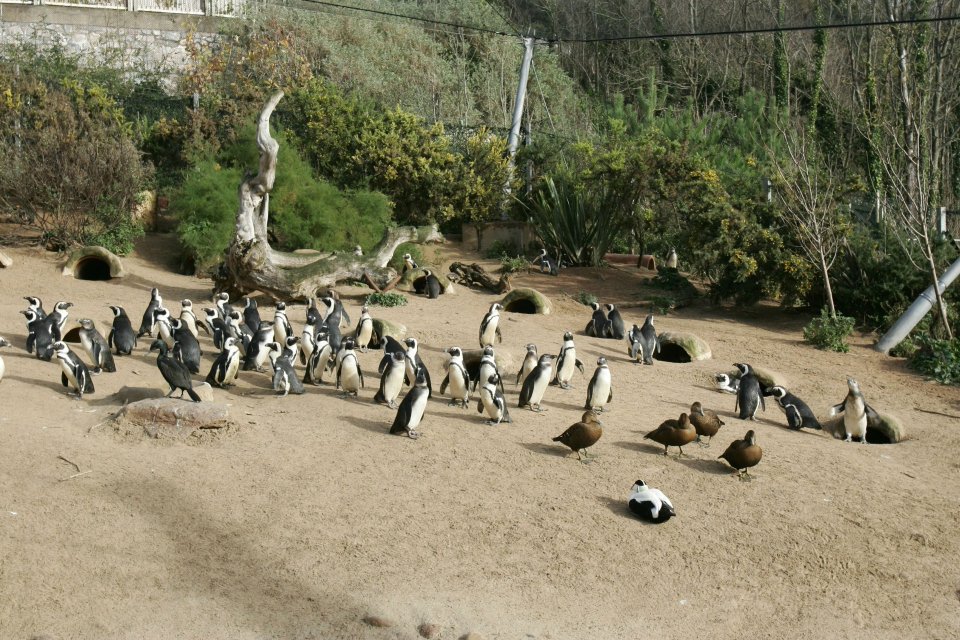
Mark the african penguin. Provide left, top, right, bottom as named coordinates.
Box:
left=553, top=331, right=584, bottom=389
left=171, top=318, right=202, bottom=374
left=401, top=253, right=419, bottom=274
left=269, top=341, right=304, bottom=396
left=304, top=326, right=334, bottom=385
left=23, top=296, right=46, bottom=319
left=48, top=301, right=72, bottom=339
left=766, top=386, right=821, bottom=430
left=390, top=367, right=429, bottom=439
left=138, top=287, right=162, bottom=337
left=423, top=269, right=442, bottom=299
left=243, top=321, right=276, bottom=372
left=0, top=336, right=10, bottom=383
left=107, top=306, right=137, bottom=355
left=829, top=377, right=874, bottom=443
left=628, top=480, right=676, bottom=524
left=53, top=342, right=94, bottom=399
left=584, top=302, right=607, bottom=338
left=179, top=299, right=204, bottom=338
left=206, top=336, right=241, bottom=388
left=627, top=324, right=644, bottom=364
left=243, top=297, right=261, bottom=337
left=733, top=363, right=765, bottom=420
left=478, top=373, right=511, bottom=425
left=77, top=319, right=116, bottom=374
left=374, top=350, right=406, bottom=408
left=149, top=339, right=201, bottom=402
left=22, top=309, right=55, bottom=361
left=336, top=337, right=364, bottom=396
left=516, top=343, right=538, bottom=386
left=714, top=373, right=740, bottom=394
left=440, top=346, right=471, bottom=408
left=478, top=303, right=503, bottom=348
left=665, top=248, right=678, bottom=269
left=585, top=357, right=613, bottom=412
left=153, top=308, right=175, bottom=349
left=604, top=304, right=625, bottom=340
left=402, top=337, right=432, bottom=396
left=354, top=306, right=374, bottom=353
left=214, top=291, right=234, bottom=321
left=536, top=248, right=559, bottom=275
left=519, top=354, right=554, bottom=412
left=202, top=308, right=221, bottom=346
left=637, top=314, right=659, bottom=365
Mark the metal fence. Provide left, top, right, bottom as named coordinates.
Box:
left=0, top=0, right=246, bottom=16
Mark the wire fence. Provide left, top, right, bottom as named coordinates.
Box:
left=0, top=0, right=246, bottom=16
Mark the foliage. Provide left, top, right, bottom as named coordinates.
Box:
left=389, top=243, right=424, bottom=272
left=803, top=308, right=856, bottom=353
left=908, top=335, right=960, bottom=385
left=365, top=292, right=408, bottom=307
left=0, top=62, right=152, bottom=254
left=648, top=295, right=677, bottom=315
left=576, top=291, right=598, bottom=306
left=484, top=240, right=521, bottom=259
left=652, top=267, right=697, bottom=298
left=173, top=127, right=392, bottom=272
left=500, top=256, right=529, bottom=275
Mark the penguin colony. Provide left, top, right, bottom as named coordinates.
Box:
left=3, top=274, right=879, bottom=524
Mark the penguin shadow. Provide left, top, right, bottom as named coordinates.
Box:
left=519, top=441, right=570, bottom=458
left=340, top=414, right=388, bottom=435
left=597, top=496, right=655, bottom=524
left=3, top=373, right=70, bottom=394
left=540, top=396, right=590, bottom=412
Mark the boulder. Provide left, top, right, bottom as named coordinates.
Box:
left=62, top=246, right=126, bottom=280
left=500, top=287, right=552, bottom=315
left=112, top=398, right=235, bottom=441
left=371, top=318, right=407, bottom=347
left=656, top=331, right=712, bottom=362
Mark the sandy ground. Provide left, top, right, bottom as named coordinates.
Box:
left=0, top=235, right=959, bottom=640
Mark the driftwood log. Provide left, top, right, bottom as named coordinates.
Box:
left=213, top=91, right=442, bottom=301
left=448, top=262, right=511, bottom=293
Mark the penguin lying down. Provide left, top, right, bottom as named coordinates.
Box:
left=627, top=480, right=675, bottom=524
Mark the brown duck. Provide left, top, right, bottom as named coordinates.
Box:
left=553, top=410, right=603, bottom=462
left=644, top=412, right=697, bottom=456
left=689, top=401, right=724, bottom=446
left=719, top=429, right=763, bottom=481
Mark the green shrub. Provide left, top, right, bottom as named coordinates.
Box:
left=484, top=240, right=520, bottom=259
left=803, top=308, right=856, bottom=352
left=908, top=335, right=960, bottom=385
left=500, top=256, right=529, bottom=275
left=576, top=291, right=598, bottom=306
left=389, top=243, right=424, bottom=272
left=653, top=267, right=698, bottom=298
left=365, top=292, right=408, bottom=307
left=649, top=295, right=677, bottom=315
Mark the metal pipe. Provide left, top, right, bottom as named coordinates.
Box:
left=875, top=255, right=960, bottom=353
left=506, top=37, right=534, bottom=161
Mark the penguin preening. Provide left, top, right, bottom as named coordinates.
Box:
left=733, top=362, right=765, bottom=420
left=829, top=377, right=876, bottom=443
left=477, top=373, right=511, bottom=425
left=77, top=319, right=116, bottom=374
left=53, top=341, right=94, bottom=399
left=766, top=386, right=821, bottom=430
left=535, top=248, right=559, bottom=276
left=553, top=410, right=603, bottom=461
left=519, top=354, right=554, bottom=412
left=439, top=346, right=470, bottom=408
left=644, top=413, right=696, bottom=456
left=628, top=480, right=676, bottom=524
left=149, top=339, right=201, bottom=402
left=553, top=331, right=584, bottom=389
left=478, top=303, right=503, bottom=348
left=472, top=346, right=503, bottom=395
left=719, top=430, right=763, bottom=480
left=689, top=401, right=723, bottom=445
left=584, top=357, right=613, bottom=412
left=108, top=306, right=137, bottom=355
left=0, top=336, right=10, bottom=383
left=714, top=373, right=740, bottom=394
left=138, top=287, right=162, bottom=337
left=390, top=367, right=429, bottom=439
left=215, top=291, right=234, bottom=321
left=243, top=321, right=275, bottom=372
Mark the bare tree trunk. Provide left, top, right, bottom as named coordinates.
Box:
left=820, top=250, right=836, bottom=318
left=215, top=92, right=443, bottom=301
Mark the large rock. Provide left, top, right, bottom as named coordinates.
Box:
left=112, top=398, right=235, bottom=442
left=656, top=331, right=712, bottom=362
left=62, top=245, right=126, bottom=279
left=500, top=287, right=552, bottom=315
left=371, top=318, right=407, bottom=347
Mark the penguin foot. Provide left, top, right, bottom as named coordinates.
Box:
left=92, top=367, right=102, bottom=375
left=407, top=430, right=420, bottom=440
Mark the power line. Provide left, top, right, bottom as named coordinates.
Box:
left=479, top=0, right=520, bottom=37
left=289, top=0, right=515, bottom=37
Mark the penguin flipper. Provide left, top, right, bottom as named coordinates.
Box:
left=61, top=372, right=69, bottom=388
left=440, top=374, right=450, bottom=396
left=760, top=394, right=766, bottom=412
left=575, top=359, right=584, bottom=374
left=357, top=365, right=365, bottom=389
left=26, top=332, right=36, bottom=354
left=108, top=329, right=115, bottom=350
left=865, top=403, right=880, bottom=422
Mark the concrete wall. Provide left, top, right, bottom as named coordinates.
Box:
left=461, top=221, right=537, bottom=254
left=0, top=5, right=220, bottom=78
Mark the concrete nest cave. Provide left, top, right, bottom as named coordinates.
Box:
left=655, top=331, right=712, bottom=362
left=499, top=287, right=552, bottom=315
left=62, top=246, right=126, bottom=281
left=822, top=411, right=905, bottom=444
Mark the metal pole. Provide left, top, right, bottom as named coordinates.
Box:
left=875, top=255, right=960, bottom=353
left=506, top=36, right=534, bottom=161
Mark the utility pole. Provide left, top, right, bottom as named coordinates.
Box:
left=502, top=36, right=536, bottom=218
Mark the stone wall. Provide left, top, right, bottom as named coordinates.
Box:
left=0, top=4, right=221, bottom=79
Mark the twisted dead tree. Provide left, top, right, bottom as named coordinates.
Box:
left=213, top=91, right=442, bottom=301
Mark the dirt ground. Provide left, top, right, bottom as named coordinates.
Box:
left=0, top=235, right=958, bottom=640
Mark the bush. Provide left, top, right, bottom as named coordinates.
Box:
left=653, top=267, right=698, bottom=298
left=649, top=295, right=677, bottom=315
left=365, top=292, right=408, bottom=307
left=908, top=335, right=960, bottom=385
left=576, top=291, right=598, bottom=306
left=803, top=308, right=856, bottom=352
left=484, top=240, right=521, bottom=259
left=500, top=256, right=529, bottom=275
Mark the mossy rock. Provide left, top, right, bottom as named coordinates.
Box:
left=821, top=410, right=905, bottom=444
left=62, top=246, right=126, bottom=279
left=371, top=318, right=407, bottom=347
left=500, top=287, right=552, bottom=315
left=655, top=331, right=711, bottom=362
left=397, top=268, right=454, bottom=294
left=461, top=348, right=513, bottom=376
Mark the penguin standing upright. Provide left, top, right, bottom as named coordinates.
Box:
left=304, top=326, right=333, bottom=385
left=149, top=339, right=201, bottom=401
left=153, top=308, right=175, bottom=349
left=733, top=362, right=765, bottom=420
left=402, top=337, right=432, bottom=395
left=519, top=354, right=555, bottom=412
left=423, top=269, right=442, bottom=299
left=202, top=308, right=222, bottom=346
left=270, top=341, right=305, bottom=396
left=553, top=331, right=584, bottom=389
left=830, top=377, right=874, bottom=443
left=107, top=306, right=137, bottom=356
left=766, top=386, right=821, bottom=430
left=401, top=253, right=419, bottom=274
left=665, top=248, right=678, bottom=269
left=584, top=356, right=613, bottom=412
left=206, top=337, right=241, bottom=388
left=214, top=292, right=234, bottom=321
left=638, top=314, right=659, bottom=365
left=627, top=324, right=644, bottom=364
left=23, top=296, right=46, bottom=319
left=21, top=310, right=55, bottom=361
left=516, top=343, right=538, bottom=385
left=478, top=373, right=511, bottom=425
left=0, top=337, right=10, bottom=383
left=390, top=367, right=429, bottom=438
left=179, top=299, right=204, bottom=338
left=627, top=480, right=676, bottom=524
left=47, top=301, right=73, bottom=339
left=138, top=288, right=162, bottom=337
left=474, top=346, right=503, bottom=394
left=300, top=316, right=318, bottom=366
left=374, top=350, right=406, bottom=408
left=604, top=304, right=626, bottom=340
left=243, top=298, right=261, bottom=336
left=439, top=346, right=470, bottom=408
left=52, top=342, right=94, bottom=399
left=584, top=302, right=607, bottom=337
left=244, top=321, right=276, bottom=372
left=77, top=319, right=116, bottom=374
left=228, top=311, right=252, bottom=351
left=478, top=303, right=503, bottom=348
left=354, top=305, right=374, bottom=353
left=336, top=337, right=364, bottom=396
left=171, top=318, right=202, bottom=374
left=536, top=248, right=559, bottom=275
